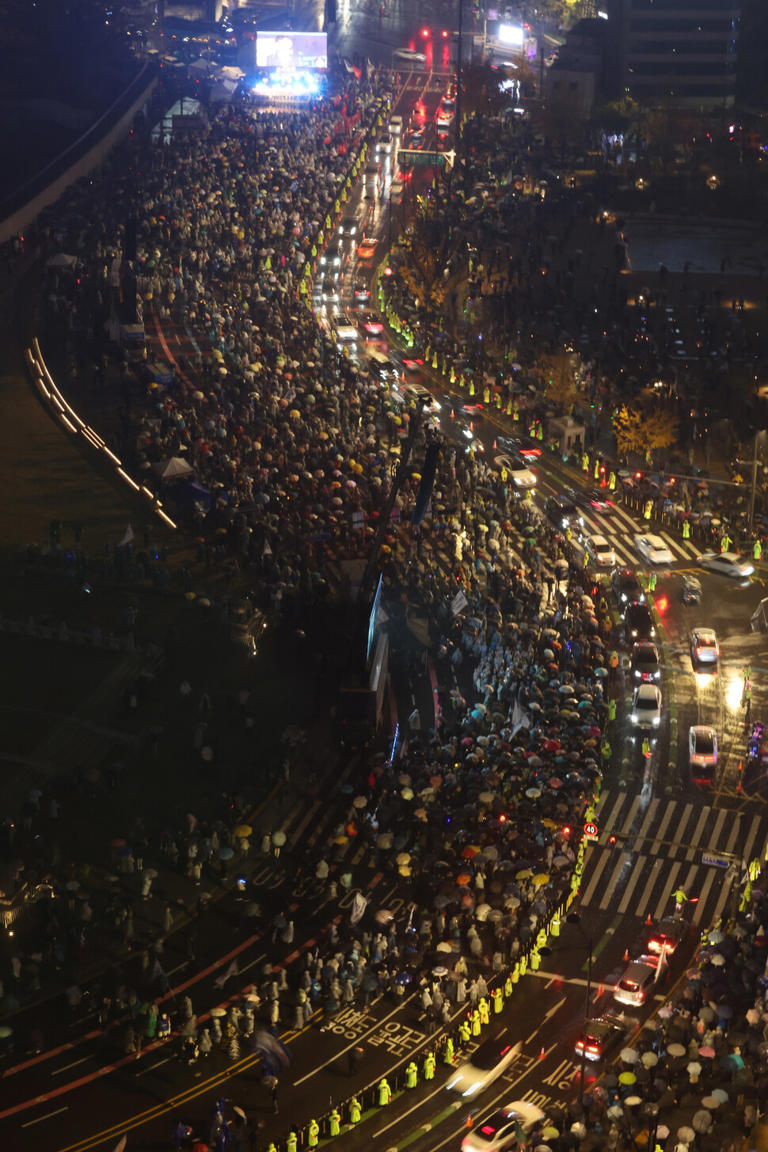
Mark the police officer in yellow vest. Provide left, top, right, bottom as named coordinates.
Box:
left=308, top=1119, right=320, bottom=1148
left=458, top=1017, right=471, bottom=1046
left=511, top=960, right=520, bottom=984
left=349, top=1097, right=361, bottom=1124
left=478, top=997, right=490, bottom=1026
left=550, top=912, right=561, bottom=938
left=530, top=948, right=541, bottom=971
left=500, top=464, right=508, bottom=484
left=423, top=1050, right=436, bottom=1080
left=378, top=1077, right=391, bottom=1106
left=329, top=1108, right=341, bottom=1137
left=470, top=1007, right=481, bottom=1036
left=504, top=974, right=513, bottom=998
left=682, top=519, right=691, bottom=539
left=444, top=1035, right=455, bottom=1064
left=492, top=987, right=503, bottom=1014
left=286, top=1133, right=297, bottom=1152
left=405, top=1060, right=418, bottom=1088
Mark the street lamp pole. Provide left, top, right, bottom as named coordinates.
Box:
left=579, top=935, right=593, bottom=1102
left=455, top=0, right=464, bottom=162
left=749, top=431, right=760, bottom=531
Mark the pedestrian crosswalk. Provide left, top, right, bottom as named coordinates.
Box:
left=563, top=499, right=703, bottom=570
left=580, top=788, right=768, bottom=927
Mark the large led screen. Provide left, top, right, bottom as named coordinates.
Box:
left=256, top=32, right=328, bottom=70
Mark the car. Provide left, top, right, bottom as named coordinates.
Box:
left=437, top=104, right=454, bottom=130
left=376, top=131, right=394, bottom=154
left=338, top=215, right=359, bottom=238
left=497, top=433, right=542, bottom=459
left=320, top=282, right=340, bottom=304
left=494, top=454, right=536, bottom=489
left=574, top=1015, right=626, bottom=1063
left=404, top=128, right=424, bottom=148
left=390, top=178, right=405, bottom=201
left=631, top=682, right=662, bottom=729
left=460, top=403, right=485, bottom=421
left=334, top=323, right=359, bottom=349
left=585, top=534, right=616, bottom=568
left=689, top=725, right=718, bottom=783
left=631, top=641, right=661, bottom=682
left=388, top=114, right=403, bottom=134
left=612, top=568, right=645, bottom=606
left=625, top=601, right=655, bottom=642
left=393, top=47, right=427, bottom=63
left=446, top=1033, right=521, bottom=1097
left=318, top=251, right=342, bottom=277
left=357, top=238, right=378, bottom=262
left=545, top=494, right=583, bottom=531
left=362, top=319, right=386, bottom=339
left=644, top=916, right=688, bottom=958
left=353, top=282, right=370, bottom=303
left=635, top=534, right=675, bottom=565
left=614, top=955, right=664, bottom=1007
left=402, top=357, right=424, bottom=378
left=396, top=381, right=441, bottom=417
left=697, top=551, right=755, bottom=578
left=571, top=487, right=614, bottom=515
left=461, top=1101, right=546, bottom=1152
left=690, top=627, right=719, bottom=666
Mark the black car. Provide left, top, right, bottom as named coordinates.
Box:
left=631, top=641, right=661, bottom=682
left=545, top=494, right=583, bottom=531
left=574, top=1014, right=626, bottom=1063
left=611, top=568, right=645, bottom=607
left=568, top=487, right=614, bottom=515
left=625, top=602, right=655, bottom=643
left=643, top=916, right=688, bottom=958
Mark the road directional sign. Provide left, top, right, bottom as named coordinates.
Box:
left=397, top=148, right=455, bottom=170
left=702, top=852, right=731, bottom=869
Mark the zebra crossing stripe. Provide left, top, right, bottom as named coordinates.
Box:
left=742, top=815, right=762, bottom=867
left=598, top=793, right=627, bottom=844
left=635, top=855, right=664, bottom=917
left=636, top=798, right=661, bottom=844
left=687, top=807, right=716, bottom=862
left=653, top=860, right=683, bottom=922
left=581, top=845, right=613, bottom=906
left=693, top=865, right=720, bottom=925
left=616, top=852, right=646, bottom=915
left=650, top=803, right=676, bottom=854
left=710, top=872, right=735, bottom=926
left=599, top=853, right=629, bottom=912
left=660, top=529, right=698, bottom=559
left=619, top=795, right=642, bottom=839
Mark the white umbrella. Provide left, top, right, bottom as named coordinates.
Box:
left=272, top=830, right=286, bottom=847
left=475, top=903, right=492, bottom=921
left=710, top=952, right=726, bottom=966
left=353, top=795, right=367, bottom=809
left=621, top=1047, right=639, bottom=1064
left=641, top=1051, right=659, bottom=1068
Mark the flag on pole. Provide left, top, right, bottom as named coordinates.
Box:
left=119, top=524, right=134, bottom=547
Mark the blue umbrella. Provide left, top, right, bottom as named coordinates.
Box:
left=219, top=847, right=234, bottom=861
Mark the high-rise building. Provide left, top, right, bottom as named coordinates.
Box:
left=607, top=0, right=740, bottom=108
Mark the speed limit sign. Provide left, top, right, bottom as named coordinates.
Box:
left=583, top=822, right=599, bottom=841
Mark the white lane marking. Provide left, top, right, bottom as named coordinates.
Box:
left=21, top=1106, right=69, bottom=1128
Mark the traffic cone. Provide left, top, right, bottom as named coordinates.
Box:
left=623, top=948, right=630, bottom=963
left=646, top=913, right=653, bottom=926
left=493, top=439, right=497, bottom=450
left=450, top=409, right=455, bottom=420
left=539, top=1045, right=546, bottom=1060
left=465, top=1114, right=474, bottom=1129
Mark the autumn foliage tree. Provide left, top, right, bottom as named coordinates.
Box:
left=612, top=402, right=679, bottom=463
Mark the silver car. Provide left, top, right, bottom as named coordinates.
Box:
left=446, top=1034, right=521, bottom=1097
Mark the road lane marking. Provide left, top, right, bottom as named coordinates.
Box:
left=51, top=1056, right=91, bottom=1076
left=617, top=854, right=647, bottom=916
left=525, top=996, right=567, bottom=1044
left=135, top=1057, right=171, bottom=1077
left=21, top=1106, right=69, bottom=1127
left=599, top=852, right=630, bottom=912
left=580, top=847, right=611, bottom=906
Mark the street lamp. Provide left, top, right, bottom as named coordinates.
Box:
left=566, top=912, right=594, bottom=1104
left=748, top=429, right=766, bottom=531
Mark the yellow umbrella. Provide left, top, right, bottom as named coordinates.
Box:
left=516, top=868, right=533, bottom=880
left=334, top=835, right=349, bottom=846
left=234, top=824, right=252, bottom=838
left=541, top=818, right=558, bottom=829
left=532, top=873, right=551, bottom=887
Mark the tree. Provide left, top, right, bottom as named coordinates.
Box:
left=460, top=62, right=510, bottom=119
left=396, top=201, right=450, bottom=312
left=613, top=402, right=679, bottom=462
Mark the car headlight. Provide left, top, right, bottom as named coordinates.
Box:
left=631, top=714, right=638, bottom=724
left=652, top=716, right=660, bottom=726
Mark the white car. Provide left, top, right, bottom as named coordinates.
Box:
left=631, top=682, right=662, bottom=729
left=494, top=454, right=536, bottom=489
left=393, top=47, right=426, bottom=63
left=689, top=725, right=718, bottom=776
left=461, top=1101, right=545, bottom=1152
left=389, top=114, right=403, bottom=134
left=395, top=381, right=441, bottom=417
left=390, top=178, right=405, bottom=201
left=376, top=131, right=394, bottom=154
left=635, top=534, right=674, bottom=565
left=690, top=627, right=719, bottom=665
left=614, top=956, right=662, bottom=1007
left=698, top=551, right=754, bottom=578
left=586, top=534, right=616, bottom=568
left=446, top=1034, right=521, bottom=1097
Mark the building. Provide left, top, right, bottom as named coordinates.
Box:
left=608, top=0, right=740, bottom=109
left=546, top=18, right=606, bottom=116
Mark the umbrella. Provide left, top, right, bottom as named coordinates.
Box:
left=272, top=830, right=287, bottom=847
left=618, top=1071, right=637, bottom=1085
left=475, top=903, right=491, bottom=921
left=692, top=1111, right=712, bottom=1134
left=436, top=941, right=455, bottom=953
left=710, top=953, right=726, bottom=966
left=461, top=845, right=481, bottom=859
left=396, top=852, right=411, bottom=866
left=234, top=824, right=252, bottom=838
left=542, top=1127, right=560, bottom=1140
left=667, top=1043, right=686, bottom=1057
left=111, top=1139, right=127, bottom=1152
left=532, top=874, right=550, bottom=887
left=478, top=791, right=495, bottom=805
left=525, top=787, right=542, bottom=799
left=641, top=1051, right=659, bottom=1068
left=210, top=1007, right=227, bottom=1018
left=0, top=1025, right=12, bottom=1039
left=432, top=965, right=449, bottom=977
left=401, top=787, right=414, bottom=800
left=707, top=929, right=725, bottom=944
left=607, top=1106, right=624, bottom=1120
left=377, top=833, right=394, bottom=849
left=701, top=1096, right=720, bottom=1110
left=516, top=868, right=533, bottom=880
left=456, top=873, right=472, bottom=885
left=505, top=895, right=521, bottom=909
left=698, top=1046, right=716, bottom=1058
left=621, top=1048, right=639, bottom=1064
left=711, top=1089, right=728, bottom=1103
left=717, top=1003, right=733, bottom=1019
left=219, top=847, right=234, bottom=861
left=677, top=1128, right=695, bottom=1144
left=375, top=909, right=395, bottom=925
left=353, top=796, right=368, bottom=809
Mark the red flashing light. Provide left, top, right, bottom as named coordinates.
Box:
left=656, top=595, right=668, bottom=613
left=421, top=26, right=430, bottom=37
left=384, top=266, right=393, bottom=276
left=441, top=28, right=449, bottom=37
